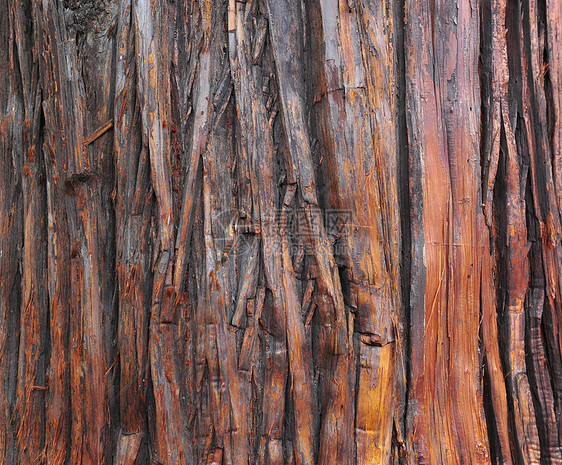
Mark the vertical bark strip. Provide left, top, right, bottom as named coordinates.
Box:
left=11, top=1, right=48, bottom=463
left=134, top=0, right=191, bottom=462
left=405, top=0, right=489, bottom=463
left=265, top=2, right=357, bottom=463
left=548, top=0, right=562, bottom=216
left=309, top=1, right=402, bottom=462
left=114, top=0, right=151, bottom=462
left=35, top=2, right=72, bottom=460
left=1, top=2, right=24, bottom=463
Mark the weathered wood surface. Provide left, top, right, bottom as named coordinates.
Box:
left=1, top=0, right=561, bottom=463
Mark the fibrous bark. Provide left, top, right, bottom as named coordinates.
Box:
left=1, top=0, right=562, bottom=464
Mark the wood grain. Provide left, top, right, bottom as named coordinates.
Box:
left=1, top=0, right=561, bottom=463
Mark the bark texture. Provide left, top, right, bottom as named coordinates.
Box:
left=1, top=0, right=561, bottom=463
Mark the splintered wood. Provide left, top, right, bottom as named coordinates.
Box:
left=0, top=0, right=561, bottom=463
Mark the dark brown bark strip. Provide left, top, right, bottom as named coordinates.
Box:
left=134, top=0, right=190, bottom=461
left=480, top=220, right=513, bottom=465
left=548, top=0, right=562, bottom=216
left=38, top=53, right=71, bottom=465
left=517, top=0, right=562, bottom=460
left=264, top=2, right=355, bottom=463
left=486, top=0, right=542, bottom=462
left=228, top=3, right=299, bottom=463
left=35, top=0, right=119, bottom=460
left=114, top=0, right=151, bottom=462
left=1, top=2, right=24, bottom=463
left=11, top=1, right=48, bottom=463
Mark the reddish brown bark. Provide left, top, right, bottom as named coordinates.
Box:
left=1, top=0, right=562, bottom=464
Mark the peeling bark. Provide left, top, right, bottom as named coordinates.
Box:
left=2, top=0, right=562, bottom=464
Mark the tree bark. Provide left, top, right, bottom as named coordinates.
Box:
left=1, top=0, right=561, bottom=463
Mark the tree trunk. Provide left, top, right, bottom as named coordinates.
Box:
left=1, top=0, right=561, bottom=463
